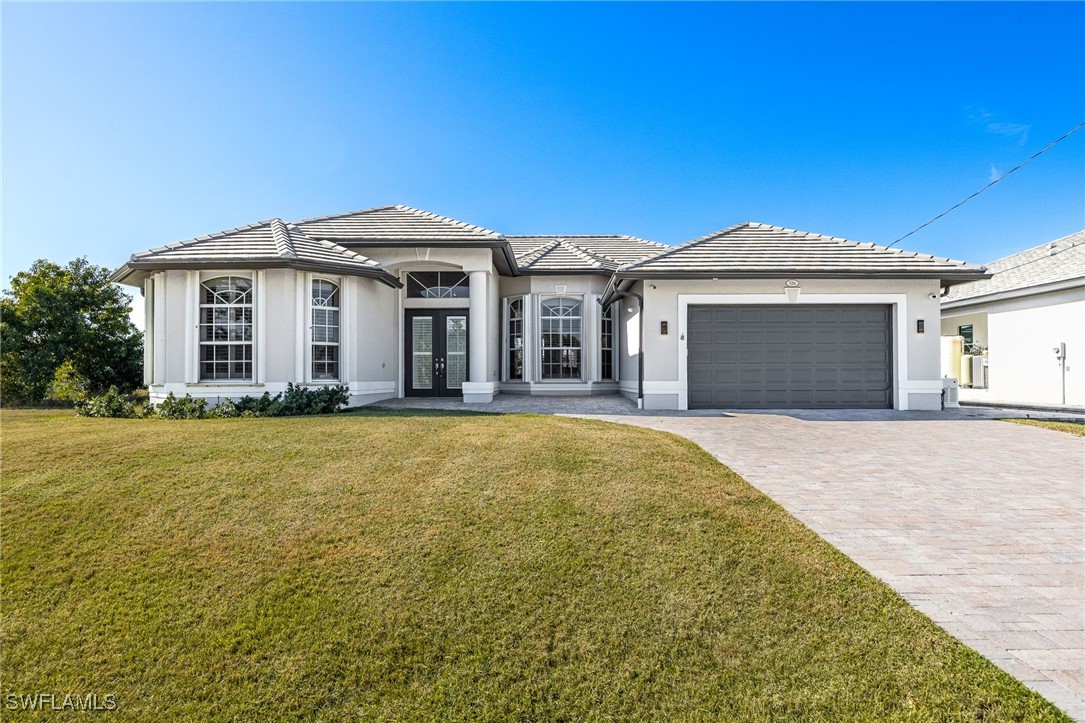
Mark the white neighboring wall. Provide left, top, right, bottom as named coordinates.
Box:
left=942, top=287, right=1085, bottom=407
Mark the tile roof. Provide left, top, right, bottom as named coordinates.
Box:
left=943, top=229, right=1085, bottom=304
left=508, top=235, right=669, bottom=272
left=293, top=204, right=503, bottom=242
left=619, top=222, right=987, bottom=281
left=113, top=219, right=400, bottom=286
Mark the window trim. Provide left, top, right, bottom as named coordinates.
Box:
left=600, top=301, right=617, bottom=382
left=310, top=276, right=342, bottom=382
left=502, top=296, right=527, bottom=382
left=197, top=274, right=255, bottom=383
left=537, top=294, right=585, bottom=382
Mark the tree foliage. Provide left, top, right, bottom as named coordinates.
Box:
left=1, top=258, right=143, bottom=405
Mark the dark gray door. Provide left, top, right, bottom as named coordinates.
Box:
left=687, top=305, right=892, bottom=409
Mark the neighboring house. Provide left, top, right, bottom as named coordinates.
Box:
left=941, top=230, right=1085, bottom=408
left=111, top=205, right=986, bottom=411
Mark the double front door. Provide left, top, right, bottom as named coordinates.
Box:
left=405, top=310, right=469, bottom=397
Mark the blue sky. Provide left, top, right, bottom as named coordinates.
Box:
left=4, top=1, right=1084, bottom=296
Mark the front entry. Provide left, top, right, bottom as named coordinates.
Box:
left=405, top=310, right=469, bottom=397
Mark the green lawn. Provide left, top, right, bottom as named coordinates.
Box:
left=1, top=409, right=1068, bottom=721
left=1003, top=418, right=1085, bottom=437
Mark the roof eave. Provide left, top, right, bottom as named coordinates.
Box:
left=121, top=259, right=403, bottom=288
left=615, top=269, right=990, bottom=281
left=942, top=276, right=1085, bottom=310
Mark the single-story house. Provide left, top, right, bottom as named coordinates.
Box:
left=941, top=230, right=1085, bottom=408
left=111, top=205, right=987, bottom=411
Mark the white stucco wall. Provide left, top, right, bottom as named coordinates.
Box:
left=144, top=267, right=399, bottom=406
left=629, top=277, right=943, bottom=410
left=943, top=287, right=1085, bottom=407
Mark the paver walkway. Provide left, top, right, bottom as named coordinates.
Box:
left=378, top=396, right=1085, bottom=719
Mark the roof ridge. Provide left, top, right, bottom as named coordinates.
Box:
left=982, top=228, right=1085, bottom=266
left=289, top=204, right=400, bottom=226
left=391, top=204, right=504, bottom=239
left=133, top=218, right=280, bottom=259
left=270, top=219, right=297, bottom=260
left=742, top=221, right=972, bottom=268
left=517, top=238, right=563, bottom=266
left=508, top=233, right=670, bottom=249
left=558, top=239, right=610, bottom=268
left=620, top=222, right=751, bottom=271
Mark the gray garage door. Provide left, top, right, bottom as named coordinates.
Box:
left=687, top=305, right=893, bottom=409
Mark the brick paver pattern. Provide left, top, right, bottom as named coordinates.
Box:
left=378, top=396, right=1085, bottom=719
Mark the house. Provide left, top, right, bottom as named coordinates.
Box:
left=111, top=205, right=987, bottom=411
left=940, top=230, right=1085, bottom=408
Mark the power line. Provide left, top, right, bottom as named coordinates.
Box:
left=887, top=120, right=1085, bottom=248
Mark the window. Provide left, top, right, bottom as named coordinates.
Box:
left=601, top=304, right=615, bottom=381
left=506, top=298, right=524, bottom=381
left=540, top=297, right=582, bottom=380
left=958, top=324, right=974, bottom=345
left=406, top=272, right=469, bottom=298
left=312, top=279, right=340, bottom=380
left=199, top=276, right=253, bottom=381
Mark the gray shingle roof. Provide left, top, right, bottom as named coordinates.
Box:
left=293, top=204, right=503, bottom=242
left=619, top=222, right=987, bottom=281
left=112, top=219, right=400, bottom=286
left=508, top=235, right=668, bottom=272
left=942, top=229, right=1085, bottom=305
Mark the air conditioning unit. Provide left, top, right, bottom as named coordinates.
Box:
left=942, top=376, right=960, bottom=409
left=971, top=355, right=988, bottom=389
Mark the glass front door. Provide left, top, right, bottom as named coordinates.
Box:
left=405, top=310, right=469, bottom=397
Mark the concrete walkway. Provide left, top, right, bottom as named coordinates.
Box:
left=377, top=396, right=1085, bottom=718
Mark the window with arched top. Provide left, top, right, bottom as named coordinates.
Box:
left=311, top=279, right=340, bottom=380
left=540, top=297, right=582, bottom=380
left=199, top=276, right=253, bottom=381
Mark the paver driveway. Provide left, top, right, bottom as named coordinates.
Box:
left=602, top=410, right=1085, bottom=720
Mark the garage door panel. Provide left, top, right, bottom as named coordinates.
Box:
left=687, top=304, right=892, bottom=409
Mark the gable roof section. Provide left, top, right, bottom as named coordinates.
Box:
left=619, top=222, right=987, bottom=283
left=293, top=204, right=503, bottom=243
left=509, top=235, right=669, bottom=273
left=111, top=219, right=400, bottom=286
left=942, top=229, right=1085, bottom=307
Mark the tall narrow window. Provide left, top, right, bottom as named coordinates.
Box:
left=311, top=279, right=340, bottom=380
left=199, top=277, right=253, bottom=381
left=507, top=298, right=524, bottom=381
left=601, top=304, right=615, bottom=381
left=540, top=297, right=582, bottom=380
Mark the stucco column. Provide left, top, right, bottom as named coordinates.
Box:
left=464, top=270, right=494, bottom=402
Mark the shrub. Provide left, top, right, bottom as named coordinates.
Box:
left=153, top=393, right=209, bottom=420
left=145, top=385, right=350, bottom=420
left=74, top=386, right=138, bottom=418
left=276, top=383, right=350, bottom=416
left=46, top=360, right=90, bottom=404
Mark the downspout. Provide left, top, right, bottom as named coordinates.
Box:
left=607, top=286, right=644, bottom=409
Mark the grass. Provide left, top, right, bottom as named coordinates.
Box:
left=1, top=408, right=1069, bottom=721
left=1002, top=418, right=1085, bottom=437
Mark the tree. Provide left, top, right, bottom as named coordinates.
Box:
left=1, top=258, right=142, bottom=405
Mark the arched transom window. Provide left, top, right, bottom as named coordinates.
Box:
left=311, top=279, right=340, bottom=380
left=540, top=297, right=582, bottom=380
left=199, top=276, right=253, bottom=381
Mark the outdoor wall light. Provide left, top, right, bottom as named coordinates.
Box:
left=917, top=319, right=925, bottom=334
left=660, top=321, right=669, bottom=335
